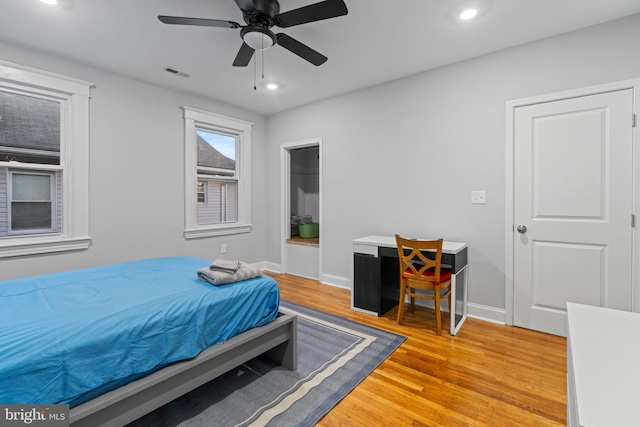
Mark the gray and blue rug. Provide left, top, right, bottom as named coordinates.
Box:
left=128, top=300, right=405, bottom=427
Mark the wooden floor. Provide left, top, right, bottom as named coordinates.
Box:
left=269, top=273, right=567, bottom=427
left=287, top=235, right=320, bottom=246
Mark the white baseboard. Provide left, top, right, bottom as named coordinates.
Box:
left=320, top=273, right=351, bottom=289
left=467, top=303, right=506, bottom=325
left=258, top=261, right=282, bottom=274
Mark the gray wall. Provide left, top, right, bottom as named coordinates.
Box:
left=2, top=14, right=639, bottom=315
left=264, top=14, right=640, bottom=311
left=0, top=40, right=268, bottom=280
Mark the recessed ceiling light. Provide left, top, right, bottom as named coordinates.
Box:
left=258, top=81, right=283, bottom=91
left=40, top=0, right=58, bottom=5
left=460, top=9, right=478, bottom=20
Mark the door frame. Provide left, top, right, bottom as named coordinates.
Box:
left=505, top=78, right=640, bottom=326
left=280, top=137, right=323, bottom=277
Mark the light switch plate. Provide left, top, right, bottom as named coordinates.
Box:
left=471, top=190, right=486, bottom=205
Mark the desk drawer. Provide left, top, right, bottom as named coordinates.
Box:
left=379, top=246, right=397, bottom=258
left=381, top=246, right=467, bottom=273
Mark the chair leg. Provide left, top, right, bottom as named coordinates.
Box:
left=447, top=290, right=451, bottom=336
left=397, top=280, right=406, bottom=324
left=435, top=287, right=442, bottom=335
left=410, top=288, right=415, bottom=312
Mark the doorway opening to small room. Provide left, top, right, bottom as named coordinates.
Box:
left=281, top=139, right=322, bottom=281
left=288, top=145, right=320, bottom=247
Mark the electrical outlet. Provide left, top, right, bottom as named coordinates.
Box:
left=220, top=244, right=227, bottom=254
left=471, top=191, right=486, bottom=205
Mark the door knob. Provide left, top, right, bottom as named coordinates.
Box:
left=517, top=225, right=527, bottom=233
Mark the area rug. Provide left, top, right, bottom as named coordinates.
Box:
left=127, top=300, right=405, bottom=427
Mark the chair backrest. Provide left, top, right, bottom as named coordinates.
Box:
left=395, top=235, right=445, bottom=286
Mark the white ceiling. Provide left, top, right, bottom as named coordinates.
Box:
left=1, top=0, right=639, bottom=115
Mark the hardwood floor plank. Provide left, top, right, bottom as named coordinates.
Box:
left=268, top=272, right=567, bottom=426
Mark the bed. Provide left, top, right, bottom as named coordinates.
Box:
left=0, top=256, right=297, bottom=427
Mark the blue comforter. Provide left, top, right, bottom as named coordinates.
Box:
left=0, top=256, right=279, bottom=406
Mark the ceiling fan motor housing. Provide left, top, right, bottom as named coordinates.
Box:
left=242, top=0, right=280, bottom=26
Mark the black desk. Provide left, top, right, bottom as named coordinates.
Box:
left=352, top=235, right=469, bottom=335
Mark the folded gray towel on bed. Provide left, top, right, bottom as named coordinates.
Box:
left=197, top=261, right=262, bottom=286
left=209, top=259, right=241, bottom=273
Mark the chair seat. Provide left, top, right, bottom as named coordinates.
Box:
left=403, top=267, right=452, bottom=284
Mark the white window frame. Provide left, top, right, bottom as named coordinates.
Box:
left=0, top=60, right=92, bottom=258
left=183, top=107, right=252, bottom=238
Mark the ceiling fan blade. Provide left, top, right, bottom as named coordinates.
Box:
left=158, top=16, right=241, bottom=29
left=234, top=0, right=255, bottom=12
left=276, top=33, right=327, bottom=66
left=275, top=0, right=348, bottom=28
left=233, top=42, right=255, bottom=67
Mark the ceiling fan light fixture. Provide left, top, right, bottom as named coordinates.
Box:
left=241, top=27, right=276, bottom=51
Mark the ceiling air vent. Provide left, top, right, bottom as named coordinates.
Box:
left=164, top=67, right=190, bottom=78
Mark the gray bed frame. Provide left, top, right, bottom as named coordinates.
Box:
left=69, top=312, right=297, bottom=427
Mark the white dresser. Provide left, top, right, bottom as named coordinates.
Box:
left=567, top=302, right=640, bottom=426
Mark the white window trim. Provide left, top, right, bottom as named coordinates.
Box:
left=0, top=60, right=92, bottom=258
left=183, top=107, right=252, bottom=239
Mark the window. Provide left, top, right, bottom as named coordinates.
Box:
left=9, top=171, right=59, bottom=234
left=0, top=60, right=91, bottom=258
left=183, top=107, right=252, bottom=238
left=197, top=181, right=206, bottom=203
left=196, top=130, right=238, bottom=224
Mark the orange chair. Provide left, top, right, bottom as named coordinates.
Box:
left=395, top=235, right=452, bottom=335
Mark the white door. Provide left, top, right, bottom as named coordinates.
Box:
left=513, top=89, right=634, bottom=336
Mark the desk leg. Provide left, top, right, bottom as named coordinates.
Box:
left=450, top=265, right=468, bottom=336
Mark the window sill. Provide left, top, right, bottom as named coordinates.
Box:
left=184, top=224, right=252, bottom=239
left=0, top=235, right=92, bottom=259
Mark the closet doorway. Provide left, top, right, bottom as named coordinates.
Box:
left=280, top=139, right=322, bottom=280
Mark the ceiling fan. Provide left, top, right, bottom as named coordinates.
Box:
left=158, top=0, right=348, bottom=67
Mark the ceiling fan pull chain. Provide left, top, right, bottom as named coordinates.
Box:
left=253, top=52, right=257, bottom=90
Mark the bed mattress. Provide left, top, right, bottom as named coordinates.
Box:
left=0, top=256, right=279, bottom=406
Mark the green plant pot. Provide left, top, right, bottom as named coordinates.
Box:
left=298, top=222, right=319, bottom=238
